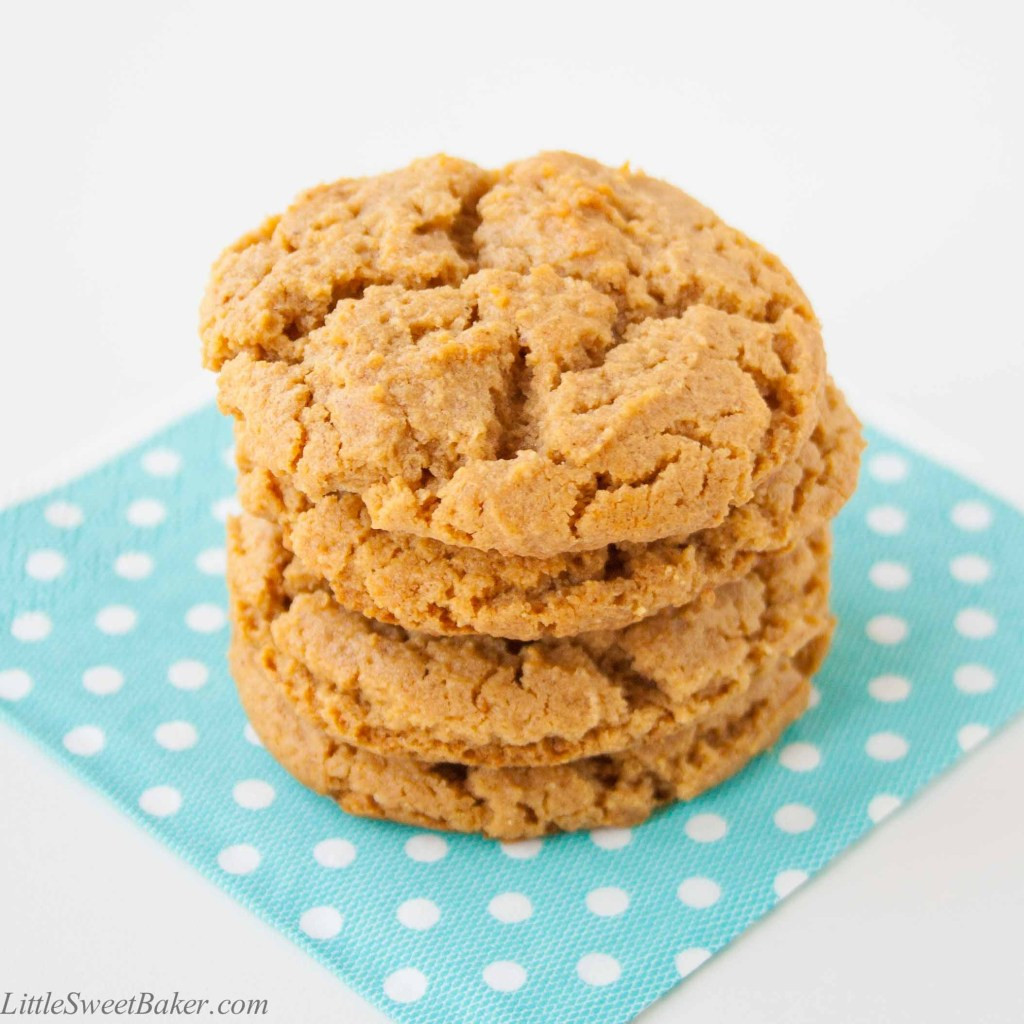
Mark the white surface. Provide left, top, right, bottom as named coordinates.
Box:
left=1, top=1, right=1022, bottom=1021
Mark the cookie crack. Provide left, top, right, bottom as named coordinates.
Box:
left=493, top=326, right=533, bottom=460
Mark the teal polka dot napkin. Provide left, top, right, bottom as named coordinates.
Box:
left=1, top=404, right=1021, bottom=1024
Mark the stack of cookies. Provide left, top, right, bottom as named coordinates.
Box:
left=200, top=152, right=862, bottom=840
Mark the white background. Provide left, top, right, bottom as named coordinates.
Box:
left=1, top=1, right=1022, bottom=1021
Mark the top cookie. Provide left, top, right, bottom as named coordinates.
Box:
left=203, top=152, right=825, bottom=557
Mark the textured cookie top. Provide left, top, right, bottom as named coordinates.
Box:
left=204, top=152, right=825, bottom=556
left=228, top=512, right=829, bottom=767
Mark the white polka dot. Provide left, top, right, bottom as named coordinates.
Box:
left=949, top=554, right=992, bottom=584
left=126, top=498, right=166, bottom=527
left=589, top=827, right=632, bottom=850
left=0, top=669, right=32, bottom=701
left=500, top=838, right=542, bottom=860
left=82, top=665, right=123, bottom=696
left=222, top=445, right=236, bottom=468
left=807, top=685, right=821, bottom=709
left=868, top=793, right=902, bottom=823
left=951, top=500, right=992, bottom=531
left=25, top=549, right=66, bottom=581
left=313, top=838, right=356, bottom=869
left=866, top=732, right=909, bottom=762
left=868, top=675, right=911, bottom=703
left=185, top=604, right=225, bottom=633
left=168, top=660, right=208, bottom=691
left=955, top=608, right=996, bottom=639
left=155, top=720, right=198, bottom=751
left=685, top=813, right=728, bottom=843
left=11, top=612, right=52, bottom=642
left=95, top=605, right=137, bottom=635
left=141, top=448, right=182, bottom=477
left=404, top=834, right=448, bottom=863
left=867, top=505, right=906, bottom=535
left=868, top=453, right=908, bottom=482
left=195, top=547, right=227, bottom=575
left=44, top=500, right=83, bottom=528
left=773, top=869, right=809, bottom=899
left=139, top=785, right=182, bottom=817
left=233, top=779, right=275, bottom=810
left=483, top=961, right=527, bottom=993
left=63, top=725, right=105, bottom=756
left=957, top=723, right=990, bottom=752
left=397, top=898, right=441, bottom=931
left=954, top=663, right=995, bottom=695
left=300, top=906, right=343, bottom=939
left=779, top=741, right=821, bottom=772
left=488, top=892, right=533, bottom=923
left=866, top=615, right=908, bottom=645
left=217, top=844, right=260, bottom=875
left=243, top=722, right=263, bottom=746
left=773, top=804, right=817, bottom=834
left=577, top=953, right=621, bottom=987
left=586, top=886, right=630, bottom=917
left=383, top=968, right=428, bottom=1004
left=212, top=496, right=242, bottom=522
left=869, top=561, right=910, bottom=590
left=114, top=552, right=154, bottom=580
left=677, top=877, right=721, bottom=909
left=675, top=948, right=711, bottom=979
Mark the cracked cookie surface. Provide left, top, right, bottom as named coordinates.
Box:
left=228, top=512, right=831, bottom=767
left=205, top=152, right=826, bottom=557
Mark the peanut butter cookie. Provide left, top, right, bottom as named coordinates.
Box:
left=236, top=380, right=858, bottom=639
left=228, top=513, right=830, bottom=767
left=205, top=152, right=826, bottom=557
left=233, top=629, right=826, bottom=840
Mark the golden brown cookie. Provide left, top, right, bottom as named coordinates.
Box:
left=205, top=152, right=826, bottom=557
left=228, top=512, right=831, bottom=767
left=233, top=629, right=826, bottom=840
left=236, top=379, right=859, bottom=639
